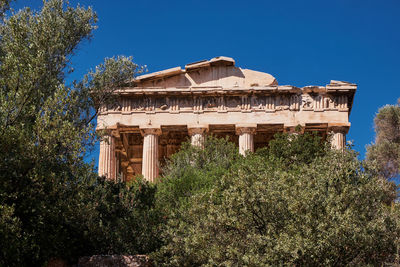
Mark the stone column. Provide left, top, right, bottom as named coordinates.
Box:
left=188, top=125, right=208, bottom=148
left=140, top=127, right=161, bottom=182
left=329, top=126, right=348, bottom=150
left=236, top=124, right=257, bottom=155
left=98, top=133, right=116, bottom=180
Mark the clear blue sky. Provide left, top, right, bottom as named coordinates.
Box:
left=12, top=0, right=400, bottom=166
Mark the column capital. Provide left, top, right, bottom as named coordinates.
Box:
left=187, top=124, right=208, bottom=136
left=235, top=124, right=257, bottom=135
left=140, top=126, right=162, bottom=136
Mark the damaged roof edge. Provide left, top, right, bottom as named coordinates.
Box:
left=135, top=66, right=183, bottom=81
left=136, top=56, right=236, bottom=81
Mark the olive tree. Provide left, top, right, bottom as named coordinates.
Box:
left=155, top=134, right=399, bottom=266
left=366, top=100, right=400, bottom=179
left=0, top=1, right=149, bottom=265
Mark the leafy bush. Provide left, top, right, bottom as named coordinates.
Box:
left=155, top=134, right=399, bottom=266
left=156, top=136, right=241, bottom=216
left=0, top=204, right=24, bottom=266
left=76, top=177, right=162, bottom=258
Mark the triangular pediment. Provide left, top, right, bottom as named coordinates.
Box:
left=134, top=56, right=278, bottom=88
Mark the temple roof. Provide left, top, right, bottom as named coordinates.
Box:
left=134, top=56, right=278, bottom=88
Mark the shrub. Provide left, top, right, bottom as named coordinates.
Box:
left=155, top=134, right=399, bottom=266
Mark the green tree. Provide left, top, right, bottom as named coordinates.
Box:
left=257, top=131, right=328, bottom=166
left=156, top=136, right=241, bottom=218
left=0, top=1, right=149, bottom=265
left=69, top=177, right=162, bottom=258
left=366, top=100, right=400, bottom=179
left=155, top=134, right=399, bottom=266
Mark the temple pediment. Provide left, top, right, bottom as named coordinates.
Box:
left=134, top=56, right=278, bottom=88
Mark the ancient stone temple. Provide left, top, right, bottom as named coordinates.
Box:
left=97, top=56, right=356, bottom=182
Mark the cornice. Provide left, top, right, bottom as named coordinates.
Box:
left=116, top=84, right=356, bottom=96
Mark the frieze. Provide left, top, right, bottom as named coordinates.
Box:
left=265, top=96, right=275, bottom=112
left=99, top=93, right=348, bottom=115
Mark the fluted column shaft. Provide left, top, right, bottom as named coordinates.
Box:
left=188, top=125, right=208, bottom=148
left=98, top=134, right=116, bottom=180
left=236, top=125, right=257, bottom=155
left=329, top=126, right=348, bottom=150
left=141, top=128, right=161, bottom=182
left=331, top=131, right=346, bottom=149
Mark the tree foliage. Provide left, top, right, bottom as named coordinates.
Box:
left=67, top=177, right=162, bottom=259
left=257, top=131, right=328, bottom=166
left=154, top=133, right=399, bottom=266
left=0, top=1, right=149, bottom=265
left=366, top=100, right=400, bottom=179
left=157, top=136, right=241, bottom=215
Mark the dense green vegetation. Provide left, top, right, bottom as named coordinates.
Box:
left=366, top=100, right=400, bottom=180
left=153, top=134, right=399, bottom=266
left=0, top=1, right=399, bottom=266
left=0, top=0, right=155, bottom=265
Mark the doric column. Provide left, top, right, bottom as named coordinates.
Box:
left=188, top=125, right=208, bottom=148
left=236, top=124, right=257, bottom=155
left=98, top=133, right=116, bottom=180
left=329, top=126, right=348, bottom=150
left=140, top=127, right=161, bottom=182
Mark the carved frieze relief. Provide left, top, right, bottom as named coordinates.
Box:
left=265, top=95, right=275, bottom=112
left=302, top=94, right=314, bottom=110
left=99, top=93, right=348, bottom=115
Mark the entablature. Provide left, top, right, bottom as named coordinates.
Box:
left=100, top=82, right=355, bottom=117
